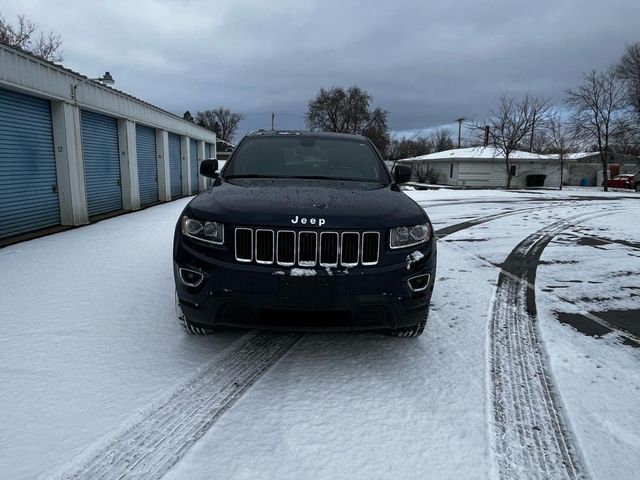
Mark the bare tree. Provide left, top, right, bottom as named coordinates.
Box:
left=528, top=96, right=552, bottom=152
left=610, top=128, right=640, bottom=156
left=306, top=85, right=390, bottom=155
left=388, top=134, right=433, bottom=160
left=430, top=128, right=454, bottom=152
left=545, top=114, right=580, bottom=190
left=487, top=94, right=544, bottom=189
left=617, top=42, right=640, bottom=122
left=0, top=13, right=63, bottom=62
left=411, top=162, right=443, bottom=184
left=183, top=111, right=194, bottom=123
left=195, top=108, right=244, bottom=142
left=361, top=107, right=390, bottom=156
left=566, top=69, right=633, bottom=191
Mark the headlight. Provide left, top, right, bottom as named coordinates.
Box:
left=390, top=223, right=431, bottom=249
left=181, top=216, right=224, bottom=245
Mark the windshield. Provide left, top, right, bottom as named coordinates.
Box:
left=223, top=136, right=389, bottom=183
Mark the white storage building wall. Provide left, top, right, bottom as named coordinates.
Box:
left=0, top=42, right=216, bottom=241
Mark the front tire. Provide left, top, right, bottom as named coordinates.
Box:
left=175, top=292, right=215, bottom=335
left=390, top=308, right=429, bottom=338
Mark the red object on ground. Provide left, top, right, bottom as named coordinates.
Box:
left=606, top=174, right=638, bottom=190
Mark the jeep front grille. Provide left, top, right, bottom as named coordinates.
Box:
left=234, top=228, right=380, bottom=267
left=298, top=231, right=317, bottom=266
left=235, top=228, right=252, bottom=262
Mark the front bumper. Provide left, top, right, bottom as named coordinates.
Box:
left=174, top=239, right=436, bottom=332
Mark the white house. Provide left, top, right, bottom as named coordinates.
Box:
left=398, top=147, right=562, bottom=188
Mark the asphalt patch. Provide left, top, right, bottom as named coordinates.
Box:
left=596, top=309, right=640, bottom=337
left=557, top=312, right=612, bottom=337
left=576, top=236, right=610, bottom=247
left=538, top=260, right=580, bottom=265
left=447, top=238, right=488, bottom=242
left=557, top=309, right=640, bottom=344
left=577, top=234, right=640, bottom=250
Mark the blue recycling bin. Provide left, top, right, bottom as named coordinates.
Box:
left=580, top=178, right=590, bottom=187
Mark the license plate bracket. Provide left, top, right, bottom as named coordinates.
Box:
left=278, top=276, right=335, bottom=307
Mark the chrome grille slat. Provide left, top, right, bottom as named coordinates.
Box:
left=361, top=232, right=380, bottom=265
left=234, top=228, right=253, bottom=262
left=340, top=232, right=359, bottom=267
left=320, top=232, right=339, bottom=267
left=298, top=231, right=318, bottom=267
left=255, top=229, right=274, bottom=264
left=235, top=227, right=379, bottom=267
left=276, top=230, right=296, bottom=266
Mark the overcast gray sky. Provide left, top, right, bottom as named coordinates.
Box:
left=3, top=0, right=639, bottom=140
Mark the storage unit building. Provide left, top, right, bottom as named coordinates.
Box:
left=0, top=42, right=216, bottom=243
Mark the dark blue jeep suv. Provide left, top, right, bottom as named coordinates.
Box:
left=173, top=131, right=436, bottom=337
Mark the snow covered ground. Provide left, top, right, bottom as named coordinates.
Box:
left=1, top=188, right=639, bottom=479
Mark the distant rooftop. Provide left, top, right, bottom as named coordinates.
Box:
left=398, top=146, right=599, bottom=162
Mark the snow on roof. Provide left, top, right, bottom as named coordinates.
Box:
left=398, top=147, right=597, bottom=163
left=544, top=152, right=598, bottom=160
left=0, top=40, right=214, bottom=135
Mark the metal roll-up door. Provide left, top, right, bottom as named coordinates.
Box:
left=0, top=87, right=60, bottom=239
left=135, top=124, right=158, bottom=206
left=168, top=133, right=182, bottom=198
left=190, top=138, right=198, bottom=194
left=81, top=110, right=122, bottom=216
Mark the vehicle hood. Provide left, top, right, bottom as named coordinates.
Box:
left=185, top=178, right=428, bottom=229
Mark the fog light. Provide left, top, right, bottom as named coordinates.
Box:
left=408, top=274, right=430, bottom=292
left=179, top=268, right=204, bottom=288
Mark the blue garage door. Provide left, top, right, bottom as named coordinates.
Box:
left=0, top=87, right=60, bottom=239
left=135, top=124, right=158, bottom=206
left=168, top=133, right=182, bottom=198
left=190, top=138, right=198, bottom=194
left=81, top=110, right=122, bottom=216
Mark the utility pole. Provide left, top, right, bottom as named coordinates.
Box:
left=529, top=112, right=536, bottom=152
left=271, top=112, right=275, bottom=130
left=455, top=117, right=464, bottom=148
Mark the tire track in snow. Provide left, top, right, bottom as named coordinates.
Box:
left=435, top=206, right=540, bottom=238
left=489, top=216, right=595, bottom=480
left=433, top=201, right=603, bottom=240
left=417, top=194, right=640, bottom=210
left=57, top=331, right=302, bottom=480
left=438, top=206, right=640, bottom=347
left=52, top=206, right=525, bottom=480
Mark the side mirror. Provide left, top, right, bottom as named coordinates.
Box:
left=393, top=164, right=412, bottom=184
left=200, top=159, right=219, bottom=178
